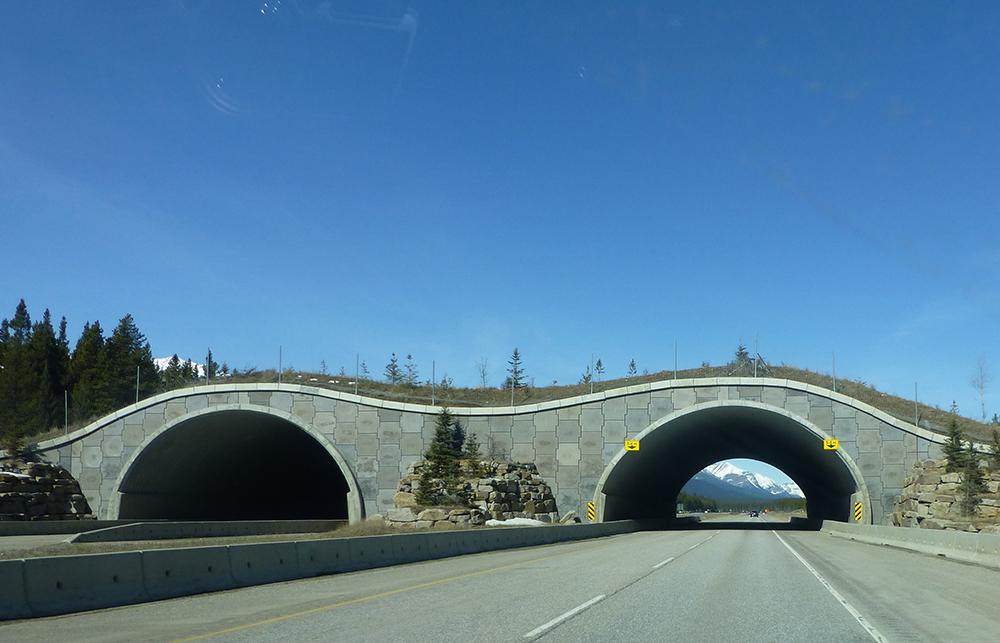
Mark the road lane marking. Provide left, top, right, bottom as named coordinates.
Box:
left=774, top=532, right=890, bottom=643
left=652, top=556, right=675, bottom=569
left=167, top=538, right=628, bottom=643
left=523, top=595, right=606, bottom=639
left=652, top=532, right=716, bottom=570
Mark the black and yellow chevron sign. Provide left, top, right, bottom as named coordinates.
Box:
left=854, top=502, right=862, bottom=522
left=587, top=502, right=595, bottom=521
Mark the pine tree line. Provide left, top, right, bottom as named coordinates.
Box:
left=0, top=299, right=161, bottom=454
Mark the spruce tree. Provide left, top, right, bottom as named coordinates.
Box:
left=417, top=407, right=462, bottom=505
left=958, top=442, right=986, bottom=517
left=507, top=348, right=525, bottom=389
left=627, top=359, right=637, bottom=378
left=989, top=429, right=1000, bottom=473
left=96, top=314, right=160, bottom=412
left=403, top=354, right=419, bottom=385
left=595, top=359, right=604, bottom=381
left=67, top=321, right=105, bottom=422
left=28, top=310, right=68, bottom=430
left=0, top=300, right=37, bottom=453
left=461, top=429, right=485, bottom=478
left=943, top=416, right=970, bottom=473
left=205, top=349, right=219, bottom=380
left=384, top=353, right=401, bottom=384
left=162, top=354, right=184, bottom=389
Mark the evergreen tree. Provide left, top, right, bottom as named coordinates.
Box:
left=67, top=321, right=105, bottom=422
left=0, top=300, right=38, bottom=453
left=507, top=348, right=526, bottom=389
left=958, top=441, right=987, bottom=517
left=360, top=361, right=369, bottom=378
left=943, top=416, right=970, bottom=473
left=461, top=428, right=485, bottom=478
left=384, top=353, right=401, bottom=384
left=595, top=359, right=604, bottom=381
left=181, top=358, right=197, bottom=382
left=989, top=429, right=1000, bottom=473
left=417, top=407, right=462, bottom=505
left=205, top=349, right=219, bottom=380
left=627, top=359, right=637, bottom=378
left=579, top=365, right=592, bottom=385
left=403, top=354, right=419, bottom=385
left=95, top=314, right=160, bottom=412
left=29, top=310, right=69, bottom=430
left=162, top=354, right=185, bottom=389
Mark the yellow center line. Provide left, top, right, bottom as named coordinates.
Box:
left=167, top=536, right=634, bottom=643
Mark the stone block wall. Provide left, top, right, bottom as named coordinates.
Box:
left=21, top=378, right=947, bottom=525
left=0, top=461, right=92, bottom=521
left=892, top=458, right=1000, bottom=533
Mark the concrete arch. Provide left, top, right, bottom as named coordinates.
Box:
left=108, top=404, right=364, bottom=522
left=593, top=400, right=872, bottom=524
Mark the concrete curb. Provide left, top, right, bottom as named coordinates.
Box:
left=0, top=521, right=644, bottom=621
left=822, top=520, right=1000, bottom=569
left=68, top=520, right=347, bottom=543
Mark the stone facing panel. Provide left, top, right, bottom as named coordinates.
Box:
left=37, top=380, right=937, bottom=525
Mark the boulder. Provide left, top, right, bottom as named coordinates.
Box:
left=387, top=507, right=418, bottom=522
left=393, top=492, right=419, bottom=508
left=417, top=508, right=449, bottom=522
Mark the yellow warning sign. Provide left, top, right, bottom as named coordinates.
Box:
left=587, top=502, right=595, bottom=521
left=823, top=439, right=839, bottom=450
left=854, top=502, right=862, bottom=522
left=624, top=440, right=640, bottom=451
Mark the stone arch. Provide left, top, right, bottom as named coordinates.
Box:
left=109, top=404, right=364, bottom=522
left=593, top=400, right=871, bottom=524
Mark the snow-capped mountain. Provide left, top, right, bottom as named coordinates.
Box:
left=154, top=357, right=206, bottom=376
left=703, top=462, right=804, bottom=498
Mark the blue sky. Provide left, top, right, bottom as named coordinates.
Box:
left=2, top=0, right=998, bottom=475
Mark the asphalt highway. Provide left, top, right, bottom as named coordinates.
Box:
left=3, top=516, right=1000, bottom=643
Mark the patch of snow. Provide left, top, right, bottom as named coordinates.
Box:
left=485, top=518, right=547, bottom=527
left=154, top=357, right=206, bottom=376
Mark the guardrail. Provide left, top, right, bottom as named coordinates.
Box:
left=0, top=521, right=643, bottom=620
left=822, top=521, right=1000, bottom=570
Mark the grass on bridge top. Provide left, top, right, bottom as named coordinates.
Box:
left=26, top=363, right=995, bottom=447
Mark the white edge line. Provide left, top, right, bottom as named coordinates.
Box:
left=653, top=556, right=675, bottom=569
left=523, top=595, right=606, bottom=639
left=774, top=532, right=890, bottom=643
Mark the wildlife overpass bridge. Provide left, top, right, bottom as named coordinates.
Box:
left=21, top=378, right=946, bottom=526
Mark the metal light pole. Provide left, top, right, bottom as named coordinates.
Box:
left=278, top=346, right=282, bottom=384
left=135, top=365, right=140, bottom=403
left=832, top=351, right=837, bottom=392
left=355, top=353, right=359, bottom=395
left=674, top=340, right=678, bottom=379
left=432, top=361, right=436, bottom=405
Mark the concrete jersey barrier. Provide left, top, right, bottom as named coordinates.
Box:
left=0, top=520, right=645, bottom=621
left=822, top=520, right=1000, bottom=569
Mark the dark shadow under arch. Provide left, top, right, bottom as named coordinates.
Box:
left=118, top=410, right=349, bottom=520
left=600, top=404, right=860, bottom=523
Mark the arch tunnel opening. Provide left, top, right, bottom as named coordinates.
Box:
left=599, top=404, right=861, bottom=525
left=117, top=410, right=350, bottom=520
